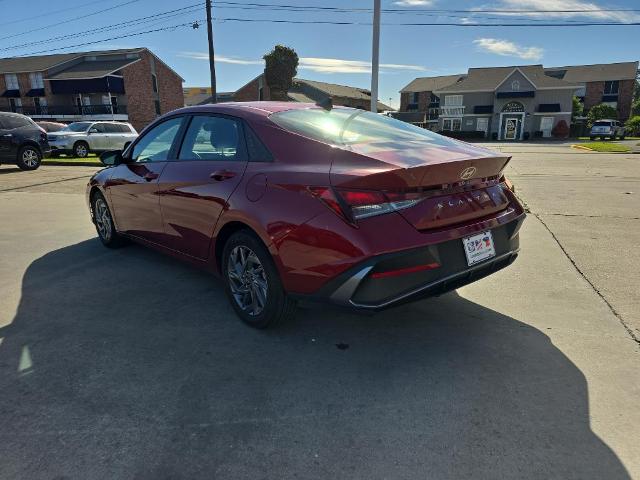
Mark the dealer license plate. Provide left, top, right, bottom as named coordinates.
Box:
left=462, top=230, right=496, bottom=266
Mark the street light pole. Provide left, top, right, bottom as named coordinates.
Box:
left=370, top=0, right=381, bottom=112
left=205, top=0, right=217, bottom=103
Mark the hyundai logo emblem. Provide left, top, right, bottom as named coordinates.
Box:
left=460, top=166, right=477, bottom=180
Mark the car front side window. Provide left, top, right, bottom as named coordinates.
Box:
left=131, top=117, right=184, bottom=163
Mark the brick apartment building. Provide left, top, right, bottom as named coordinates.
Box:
left=397, top=61, right=638, bottom=139
left=0, top=48, right=184, bottom=132
left=234, top=73, right=391, bottom=111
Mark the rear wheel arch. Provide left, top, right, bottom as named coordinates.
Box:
left=214, top=221, right=275, bottom=274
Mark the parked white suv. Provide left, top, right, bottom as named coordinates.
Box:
left=589, top=119, right=626, bottom=140
left=47, top=121, right=138, bottom=158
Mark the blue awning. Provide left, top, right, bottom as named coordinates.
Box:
left=25, top=88, right=45, bottom=97
left=496, top=91, right=535, bottom=99
left=1, top=89, right=20, bottom=98
left=538, top=103, right=561, bottom=113
left=474, top=105, right=494, bottom=114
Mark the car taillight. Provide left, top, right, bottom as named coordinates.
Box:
left=309, top=187, right=427, bottom=224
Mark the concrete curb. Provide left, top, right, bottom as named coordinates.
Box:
left=570, top=144, right=633, bottom=154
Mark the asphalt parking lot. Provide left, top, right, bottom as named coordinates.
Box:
left=0, top=147, right=639, bottom=479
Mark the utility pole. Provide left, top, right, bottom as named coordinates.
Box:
left=205, top=0, right=217, bottom=103
left=370, top=0, right=381, bottom=112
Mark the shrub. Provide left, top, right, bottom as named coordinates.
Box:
left=625, top=116, right=640, bottom=136
left=586, top=103, right=618, bottom=126
left=551, top=120, right=570, bottom=138
left=572, top=96, right=583, bottom=119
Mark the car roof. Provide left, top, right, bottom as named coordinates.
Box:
left=172, top=101, right=359, bottom=120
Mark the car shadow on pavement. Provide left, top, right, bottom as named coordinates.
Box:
left=0, top=240, right=631, bottom=480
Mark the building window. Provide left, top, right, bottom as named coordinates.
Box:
left=511, top=80, right=520, bottom=91
left=444, top=95, right=463, bottom=106
left=29, top=72, right=44, bottom=89
left=502, top=101, right=525, bottom=112
left=258, top=86, right=264, bottom=101
left=151, top=74, right=159, bottom=93
left=411, top=92, right=420, bottom=104
left=154, top=100, right=161, bottom=115
left=33, top=97, right=47, bottom=114
left=442, top=118, right=461, bottom=131
left=603, top=80, right=619, bottom=95
left=429, top=93, right=440, bottom=107
left=4, top=73, right=19, bottom=90
left=9, top=97, right=22, bottom=113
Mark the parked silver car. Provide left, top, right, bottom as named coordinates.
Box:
left=47, top=121, right=138, bottom=158
left=589, top=119, right=626, bottom=140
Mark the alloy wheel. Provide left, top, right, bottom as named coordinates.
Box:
left=22, top=148, right=39, bottom=168
left=94, top=197, right=112, bottom=242
left=227, top=245, right=268, bottom=316
left=75, top=144, right=88, bottom=157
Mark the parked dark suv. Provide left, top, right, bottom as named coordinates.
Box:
left=0, top=112, right=50, bottom=170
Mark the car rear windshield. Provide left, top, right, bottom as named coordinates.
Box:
left=269, top=108, right=455, bottom=147
left=61, top=122, right=93, bottom=132
left=593, top=121, right=613, bottom=127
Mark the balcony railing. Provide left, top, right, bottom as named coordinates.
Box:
left=439, top=105, right=465, bottom=116
left=0, top=104, right=127, bottom=116
left=427, top=107, right=440, bottom=121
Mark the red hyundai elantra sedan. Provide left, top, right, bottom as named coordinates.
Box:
left=88, top=102, right=525, bottom=328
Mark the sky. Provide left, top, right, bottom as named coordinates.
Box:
left=1, top=0, right=638, bottom=109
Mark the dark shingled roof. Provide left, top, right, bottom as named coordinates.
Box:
left=45, top=59, right=139, bottom=80
left=0, top=48, right=144, bottom=73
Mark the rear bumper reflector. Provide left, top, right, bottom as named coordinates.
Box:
left=371, top=262, right=440, bottom=279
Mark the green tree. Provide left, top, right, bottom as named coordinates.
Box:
left=632, top=98, right=640, bottom=117
left=571, top=96, right=583, bottom=120
left=586, top=103, right=618, bottom=126
left=625, top=115, right=640, bottom=136
left=263, top=45, right=299, bottom=101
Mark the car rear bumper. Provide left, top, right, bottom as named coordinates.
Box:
left=301, top=214, right=524, bottom=311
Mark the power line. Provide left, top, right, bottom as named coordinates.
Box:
left=210, top=17, right=640, bottom=27
left=2, top=0, right=107, bottom=25
left=0, top=3, right=204, bottom=52
left=212, top=1, right=640, bottom=14
left=0, top=0, right=143, bottom=41
left=14, top=22, right=199, bottom=57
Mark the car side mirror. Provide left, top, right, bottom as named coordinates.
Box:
left=99, top=150, right=123, bottom=166
left=89, top=128, right=99, bottom=134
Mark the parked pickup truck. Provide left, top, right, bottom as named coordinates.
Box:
left=47, top=121, right=138, bottom=158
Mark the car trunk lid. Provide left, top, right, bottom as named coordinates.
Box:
left=330, top=140, right=512, bottom=230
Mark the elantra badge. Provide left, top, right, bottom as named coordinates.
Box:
left=460, top=166, right=477, bottom=180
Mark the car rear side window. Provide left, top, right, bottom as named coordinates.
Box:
left=243, top=123, right=273, bottom=162
left=131, top=117, right=184, bottom=162
left=103, top=124, right=121, bottom=133
left=270, top=108, right=455, bottom=147
left=593, top=121, right=612, bottom=127
left=178, top=115, right=246, bottom=161
left=1, top=115, right=31, bottom=130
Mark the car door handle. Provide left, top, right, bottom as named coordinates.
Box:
left=143, top=172, right=159, bottom=181
left=210, top=170, right=236, bottom=181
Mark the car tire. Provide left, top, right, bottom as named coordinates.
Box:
left=16, top=145, right=42, bottom=170
left=73, top=141, right=90, bottom=158
left=610, top=134, right=616, bottom=140
left=222, top=230, right=296, bottom=329
left=589, top=136, right=595, bottom=141
left=620, top=135, right=626, bottom=140
left=600, top=136, right=606, bottom=141
left=91, top=191, right=126, bottom=248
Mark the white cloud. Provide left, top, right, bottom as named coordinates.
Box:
left=180, top=52, right=427, bottom=74
left=476, top=0, right=640, bottom=23
left=392, top=0, right=435, bottom=6
left=473, top=38, right=544, bottom=61
left=179, top=52, right=263, bottom=65
left=299, top=57, right=427, bottom=74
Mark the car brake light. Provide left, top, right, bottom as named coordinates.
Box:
left=309, top=187, right=427, bottom=223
